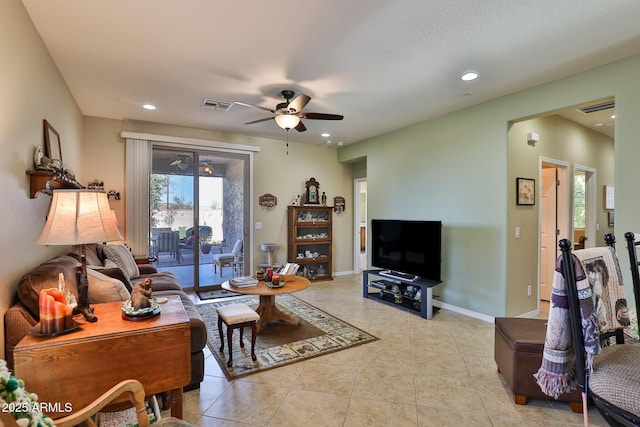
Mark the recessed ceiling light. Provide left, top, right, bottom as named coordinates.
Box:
left=325, top=140, right=333, bottom=144
left=460, top=72, right=479, bottom=81
left=337, top=141, right=344, bottom=146
left=594, top=122, right=604, bottom=127
left=142, top=104, right=157, bottom=110
left=321, top=133, right=330, bottom=138
left=611, top=114, right=616, bottom=119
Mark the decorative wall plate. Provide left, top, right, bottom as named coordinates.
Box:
left=259, top=193, right=277, bottom=209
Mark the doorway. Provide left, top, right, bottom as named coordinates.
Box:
left=539, top=159, right=569, bottom=302
left=150, top=146, right=250, bottom=290
left=354, top=179, right=367, bottom=273
left=573, top=165, right=597, bottom=250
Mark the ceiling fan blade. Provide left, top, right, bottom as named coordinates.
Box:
left=245, top=117, right=274, bottom=125
left=295, top=121, right=307, bottom=132
left=234, top=101, right=276, bottom=114
left=287, top=94, right=311, bottom=113
left=301, top=112, right=344, bottom=120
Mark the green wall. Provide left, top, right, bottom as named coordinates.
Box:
left=507, top=115, right=614, bottom=315
left=340, top=55, right=640, bottom=317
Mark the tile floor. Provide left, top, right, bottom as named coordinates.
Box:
left=168, top=275, right=606, bottom=426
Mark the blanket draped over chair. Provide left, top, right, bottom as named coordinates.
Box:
left=534, top=246, right=630, bottom=399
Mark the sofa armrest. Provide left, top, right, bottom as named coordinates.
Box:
left=4, top=302, right=37, bottom=370
left=137, top=264, right=158, bottom=274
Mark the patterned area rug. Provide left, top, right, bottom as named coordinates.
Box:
left=196, top=294, right=378, bottom=379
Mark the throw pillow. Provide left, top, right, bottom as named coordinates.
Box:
left=101, top=244, right=140, bottom=279
left=88, top=261, right=133, bottom=291
left=87, top=268, right=131, bottom=303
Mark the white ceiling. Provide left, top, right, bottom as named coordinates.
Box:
left=22, top=0, right=637, bottom=145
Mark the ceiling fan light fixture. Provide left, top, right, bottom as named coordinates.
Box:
left=274, top=114, right=301, bottom=130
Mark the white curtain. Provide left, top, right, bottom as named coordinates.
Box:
left=125, top=138, right=150, bottom=257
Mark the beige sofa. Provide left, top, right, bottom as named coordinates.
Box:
left=4, top=244, right=206, bottom=391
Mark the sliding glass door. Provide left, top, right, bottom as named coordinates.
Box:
left=150, top=146, right=249, bottom=291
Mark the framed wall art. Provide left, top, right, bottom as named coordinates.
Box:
left=604, top=185, right=615, bottom=210
left=516, top=177, right=535, bottom=205
left=43, top=119, right=62, bottom=162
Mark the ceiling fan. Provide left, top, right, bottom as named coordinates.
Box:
left=235, top=90, right=343, bottom=132
left=170, top=155, right=215, bottom=175
left=169, top=154, right=192, bottom=170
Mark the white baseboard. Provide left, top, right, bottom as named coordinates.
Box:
left=333, top=270, right=354, bottom=277
left=432, top=300, right=494, bottom=324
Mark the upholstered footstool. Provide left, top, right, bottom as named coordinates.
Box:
left=494, top=317, right=583, bottom=413
left=217, top=304, right=260, bottom=367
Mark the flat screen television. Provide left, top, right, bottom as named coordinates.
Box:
left=371, top=219, right=442, bottom=283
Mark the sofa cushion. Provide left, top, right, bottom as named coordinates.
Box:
left=135, top=271, right=182, bottom=292
left=17, top=255, right=80, bottom=318
left=101, top=244, right=140, bottom=280
left=69, top=244, right=104, bottom=267
left=87, top=268, right=130, bottom=303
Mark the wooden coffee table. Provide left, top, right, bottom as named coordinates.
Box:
left=222, top=276, right=311, bottom=331
left=13, top=295, right=190, bottom=419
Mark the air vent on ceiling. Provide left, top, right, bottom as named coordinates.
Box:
left=201, top=99, right=234, bottom=111
left=576, top=100, right=615, bottom=114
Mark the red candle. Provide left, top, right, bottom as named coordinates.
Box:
left=64, top=305, right=74, bottom=330
left=39, top=288, right=69, bottom=334
left=54, top=301, right=67, bottom=332
left=39, top=293, right=55, bottom=335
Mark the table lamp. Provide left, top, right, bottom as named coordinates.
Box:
left=37, top=189, right=123, bottom=322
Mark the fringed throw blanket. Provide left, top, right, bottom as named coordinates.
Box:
left=534, top=252, right=600, bottom=398
left=574, top=247, right=631, bottom=335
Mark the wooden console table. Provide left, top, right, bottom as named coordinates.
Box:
left=13, top=296, right=191, bottom=419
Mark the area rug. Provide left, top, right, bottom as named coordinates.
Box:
left=196, top=295, right=378, bottom=379
left=197, top=288, right=240, bottom=300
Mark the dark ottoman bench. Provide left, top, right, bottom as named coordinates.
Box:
left=494, top=317, right=582, bottom=413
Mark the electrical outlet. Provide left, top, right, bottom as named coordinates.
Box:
left=515, top=227, right=521, bottom=239
left=527, top=285, right=532, bottom=296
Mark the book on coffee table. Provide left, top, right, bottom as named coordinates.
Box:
left=230, top=276, right=258, bottom=287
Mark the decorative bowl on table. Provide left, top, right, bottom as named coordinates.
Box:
left=266, top=281, right=285, bottom=289
left=121, top=298, right=161, bottom=320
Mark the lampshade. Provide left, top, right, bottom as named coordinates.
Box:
left=37, top=189, right=123, bottom=246
left=274, top=114, right=300, bottom=130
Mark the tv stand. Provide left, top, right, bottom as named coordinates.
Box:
left=363, top=269, right=442, bottom=319
left=379, top=270, right=418, bottom=282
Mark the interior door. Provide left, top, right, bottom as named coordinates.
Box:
left=540, top=167, right=558, bottom=301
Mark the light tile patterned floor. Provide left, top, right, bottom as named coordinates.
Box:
left=170, top=275, right=606, bottom=426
